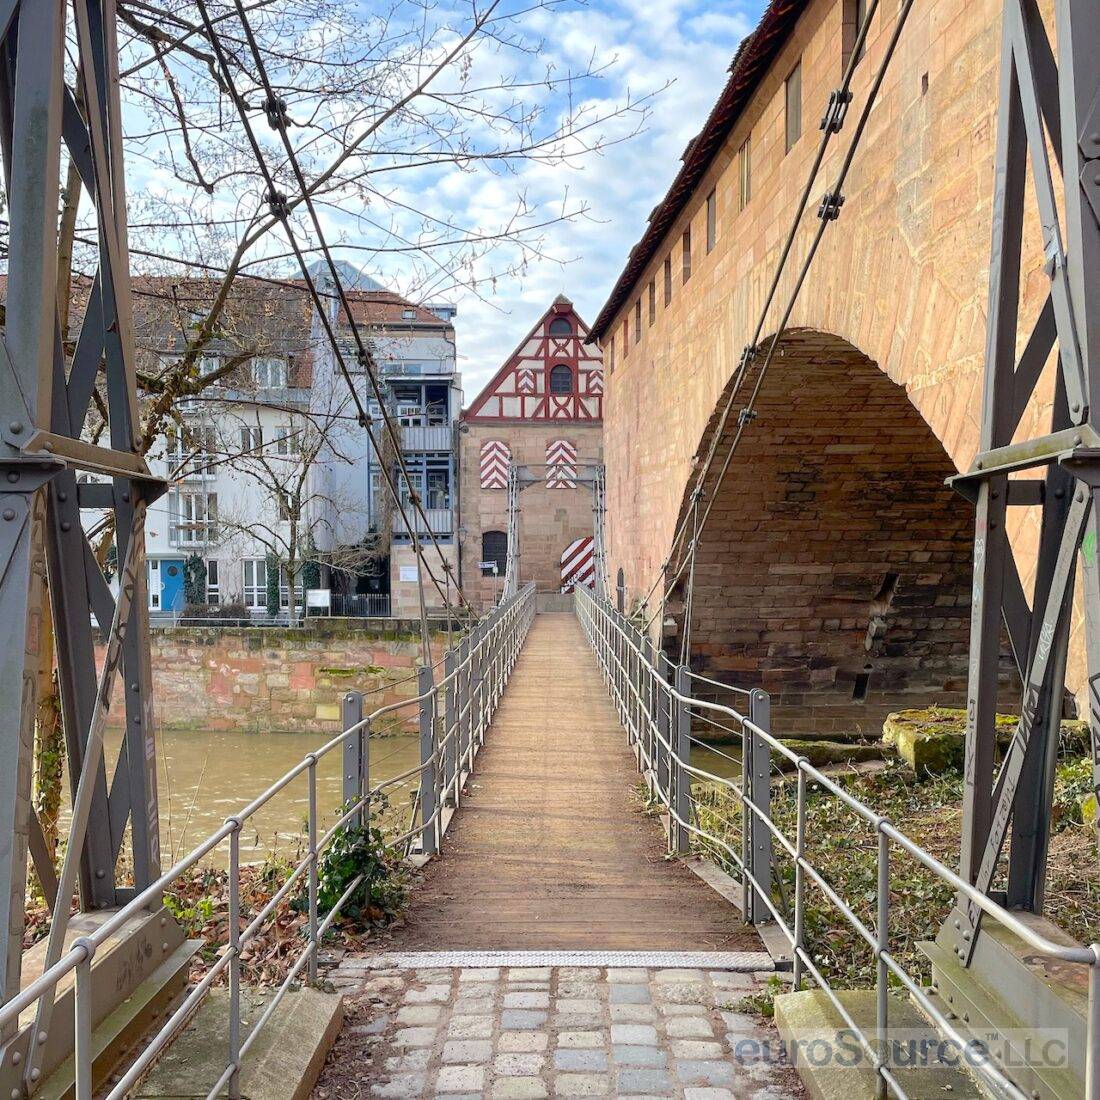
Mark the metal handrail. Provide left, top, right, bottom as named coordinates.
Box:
left=4, top=581, right=537, bottom=1100
left=573, top=583, right=1099, bottom=1100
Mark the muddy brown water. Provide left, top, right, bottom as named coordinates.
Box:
left=60, top=729, right=422, bottom=868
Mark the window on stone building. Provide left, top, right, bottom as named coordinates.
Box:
left=785, top=60, right=802, bottom=153
left=634, top=299, right=642, bottom=344
left=550, top=364, right=573, bottom=394
left=616, top=568, right=626, bottom=614
left=622, top=316, right=629, bottom=358
left=482, top=531, right=507, bottom=576
left=706, top=189, right=717, bottom=253
left=739, top=136, right=752, bottom=210
left=664, top=255, right=673, bottom=306
left=548, top=316, right=573, bottom=337
left=682, top=227, right=692, bottom=282
left=844, top=0, right=869, bottom=68
left=206, top=559, right=220, bottom=605
left=609, top=334, right=616, bottom=374
left=648, top=279, right=656, bottom=325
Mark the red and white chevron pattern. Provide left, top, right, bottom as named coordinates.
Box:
left=546, top=438, right=576, bottom=489
left=561, top=537, right=594, bottom=592
left=480, top=439, right=511, bottom=489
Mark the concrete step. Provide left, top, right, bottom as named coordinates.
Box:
left=133, top=986, right=342, bottom=1099
left=773, top=988, right=984, bottom=1100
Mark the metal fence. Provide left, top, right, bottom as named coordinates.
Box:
left=327, top=592, right=392, bottom=618
left=3, top=582, right=536, bottom=1100
left=574, top=583, right=1099, bottom=1100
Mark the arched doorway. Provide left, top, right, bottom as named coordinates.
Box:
left=666, top=329, right=1009, bottom=736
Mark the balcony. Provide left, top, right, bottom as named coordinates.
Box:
left=169, top=522, right=218, bottom=548
left=401, top=423, right=453, bottom=452
left=392, top=507, right=453, bottom=538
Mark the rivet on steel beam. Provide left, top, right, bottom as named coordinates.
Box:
left=96, top=869, right=105, bottom=878
left=6, top=471, right=16, bottom=482
left=60, top=521, right=70, bottom=532
left=57, top=490, right=66, bottom=502
left=2, top=509, right=14, bottom=521
left=30, top=1069, right=39, bottom=1082
left=11, top=1052, right=21, bottom=1065
left=8, top=421, right=23, bottom=434
left=37, top=1031, right=47, bottom=1044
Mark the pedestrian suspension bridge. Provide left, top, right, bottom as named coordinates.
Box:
left=2, top=0, right=1099, bottom=1094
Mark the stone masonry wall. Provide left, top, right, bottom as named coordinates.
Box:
left=97, top=624, right=447, bottom=734
left=599, top=0, right=1079, bottom=703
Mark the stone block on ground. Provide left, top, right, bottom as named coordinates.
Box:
left=134, top=986, right=342, bottom=1099
left=882, top=706, right=1088, bottom=776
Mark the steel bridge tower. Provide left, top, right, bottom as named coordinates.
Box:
left=0, top=0, right=176, bottom=1089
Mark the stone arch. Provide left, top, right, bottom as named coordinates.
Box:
left=666, top=328, right=1001, bottom=737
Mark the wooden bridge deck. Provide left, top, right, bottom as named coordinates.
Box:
left=392, top=612, right=761, bottom=951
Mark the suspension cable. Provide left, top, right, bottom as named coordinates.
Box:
left=643, top=0, right=917, bottom=635
left=634, top=0, right=891, bottom=620
left=193, top=0, right=471, bottom=655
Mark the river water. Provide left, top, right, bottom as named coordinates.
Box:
left=62, top=730, right=738, bottom=869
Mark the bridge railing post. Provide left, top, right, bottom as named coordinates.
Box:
left=744, top=688, right=773, bottom=923
left=472, top=623, right=485, bottom=752
left=341, top=691, right=366, bottom=828
left=457, top=633, right=471, bottom=792
left=418, top=664, right=438, bottom=856
left=443, top=647, right=458, bottom=807
left=657, top=653, right=673, bottom=840
left=673, top=664, right=691, bottom=854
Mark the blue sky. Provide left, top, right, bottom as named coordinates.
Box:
left=117, top=0, right=764, bottom=398
left=429, top=0, right=764, bottom=397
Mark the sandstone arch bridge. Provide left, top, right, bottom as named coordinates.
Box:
left=0, top=0, right=1099, bottom=1097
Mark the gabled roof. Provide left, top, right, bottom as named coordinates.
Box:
left=587, top=0, right=808, bottom=342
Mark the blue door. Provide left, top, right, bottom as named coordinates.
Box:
left=160, top=558, right=186, bottom=612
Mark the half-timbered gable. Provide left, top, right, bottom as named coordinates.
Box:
left=465, top=295, right=603, bottom=422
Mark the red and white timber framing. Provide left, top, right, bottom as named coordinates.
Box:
left=561, top=537, right=595, bottom=592
left=465, top=295, right=603, bottom=422
left=546, top=438, right=577, bottom=488
left=480, top=439, right=511, bottom=489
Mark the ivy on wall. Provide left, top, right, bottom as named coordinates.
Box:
left=184, top=554, right=207, bottom=605
left=266, top=551, right=281, bottom=617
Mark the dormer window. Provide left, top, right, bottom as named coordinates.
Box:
left=549, top=364, right=573, bottom=394
left=402, top=308, right=416, bottom=320
left=252, top=357, right=288, bottom=389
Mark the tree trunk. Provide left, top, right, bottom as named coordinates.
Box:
left=32, top=136, right=87, bottom=876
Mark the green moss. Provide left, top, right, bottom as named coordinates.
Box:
left=776, top=738, right=883, bottom=770
left=883, top=707, right=1088, bottom=775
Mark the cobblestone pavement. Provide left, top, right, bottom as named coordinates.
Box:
left=314, top=960, right=803, bottom=1098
